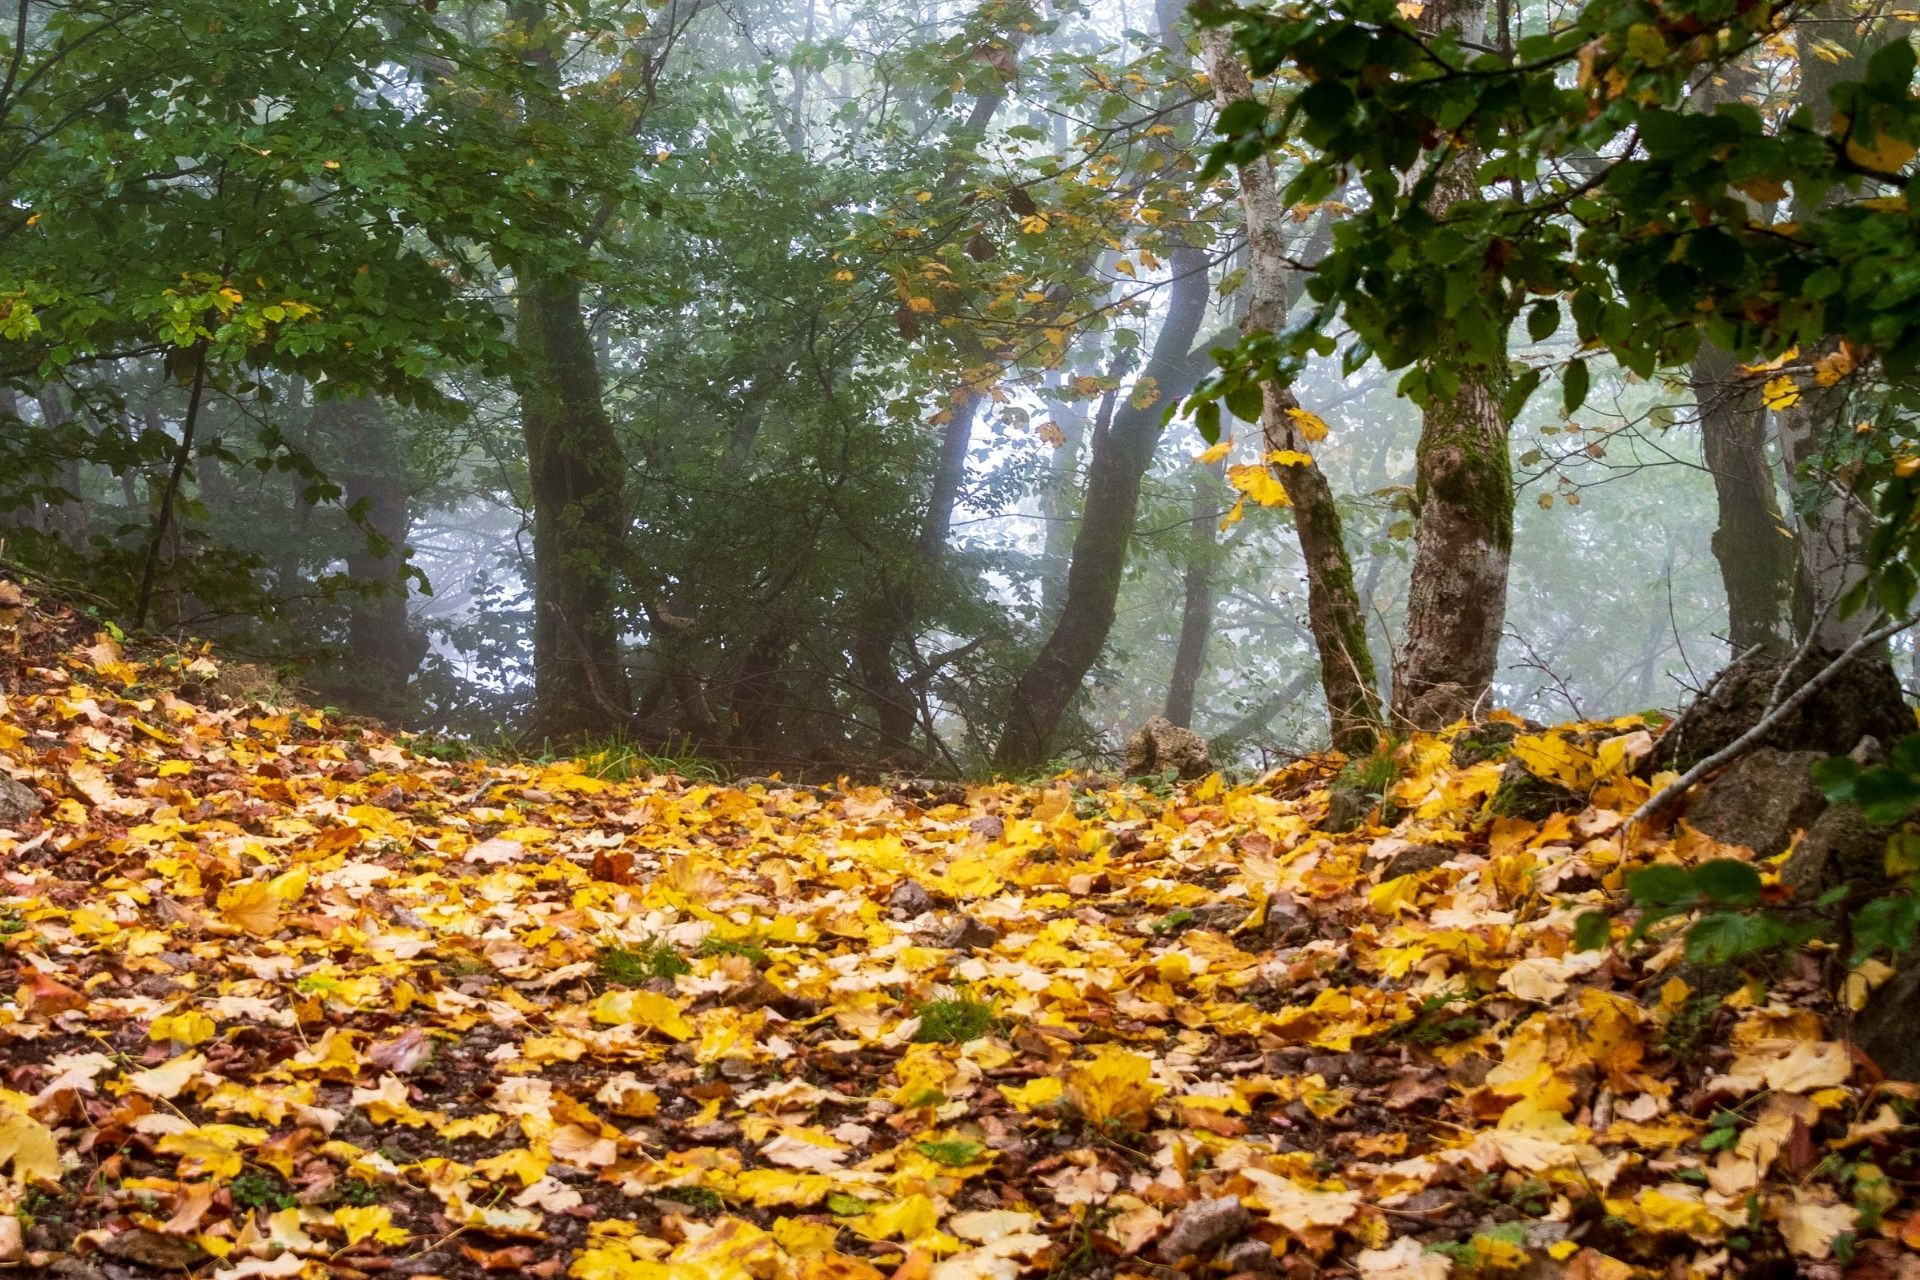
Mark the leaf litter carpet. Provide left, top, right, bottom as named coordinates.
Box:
left=0, top=588, right=1916, bottom=1280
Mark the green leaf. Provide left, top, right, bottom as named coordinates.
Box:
left=1194, top=399, right=1222, bottom=444
left=1625, top=863, right=1694, bottom=908
left=1215, top=99, right=1267, bottom=137
left=1562, top=357, right=1589, bottom=415
left=1572, top=911, right=1611, bottom=952
left=1692, top=859, right=1762, bottom=906
left=1526, top=300, right=1560, bottom=343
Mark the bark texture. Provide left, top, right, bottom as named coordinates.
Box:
left=1391, top=0, right=1513, bottom=730
left=1201, top=27, right=1383, bottom=753
left=1691, top=342, right=1797, bottom=654
left=517, top=270, right=632, bottom=740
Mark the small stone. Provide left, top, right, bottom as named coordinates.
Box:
left=889, top=880, right=936, bottom=916
left=0, top=774, right=43, bottom=826
left=0, top=1216, right=21, bottom=1264
left=1159, top=1196, right=1250, bottom=1261
left=1372, top=842, right=1455, bottom=880
left=1323, top=784, right=1371, bottom=834
left=1220, top=1240, right=1276, bottom=1274
left=93, top=1229, right=203, bottom=1269
left=1124, top=716, right=1212, bottom=780
left=926, top=914, right=999, bottom=951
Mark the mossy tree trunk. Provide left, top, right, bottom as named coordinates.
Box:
left=1201, top=28, right=1383, bottom=754
left=1392, top=0, right=1515, bottom=731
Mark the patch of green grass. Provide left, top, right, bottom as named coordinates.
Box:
left=598, top=940, right=690, bottom=985
left=696, top=934, right=769, bottom=966
left=1335, top=745, right=1402, bottom=797
left=230, top=1171, right=297, bottom=1212
left=911, top=995, right=996, bottom=1044
left=339, top=1179, right=381, bottom=1207
left=667, top=1185, right=725, bottom=1212
left=0, top=912, right=26, bottom=935
left=1392, top=993, right=1483, bottom=1046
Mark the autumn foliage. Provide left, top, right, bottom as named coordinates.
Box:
left=1, top=580, right=1917, bottom=1280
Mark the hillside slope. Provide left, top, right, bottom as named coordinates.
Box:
left=0, top=580, right=1914, bottom=1280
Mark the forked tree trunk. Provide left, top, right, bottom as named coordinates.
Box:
left=1201, top=28, right=1383, bottom=753
left=1691, top=342, right=1797, bottom=654
left=1392, top=0, right=1514, bottom=730
left=517, top=270, right=632, bottom=740
left=994, top=244, right=1214, bottom=770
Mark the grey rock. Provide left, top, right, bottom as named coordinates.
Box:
left=1853, top=961, right=1920, bottom=1083
left=1323, top=784, right=1371, bottom=834
left=0, top=774, right=43, bottom=826
left=1159, top=1195, right=1250, bottom=1260
left=928, top=914, right=999, bottom=952
left=1782, top=802, right=1892, bottom=901
left=1686, top=747, right=1825, bottom=856
left=1372, top=842, right=1455, bottom=880
left=1220, top=1239, right=1276, bottom=1273
left=1656, top=651, right=1910, bottom=770
left=1124, top=716, right=1213, bottom=780
left=889, top=879, right=936, bottom=916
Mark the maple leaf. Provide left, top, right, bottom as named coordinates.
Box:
left=1063, top=1047, right=1163, bottom=1130
left=0, top=1096, right=61, bottom=1184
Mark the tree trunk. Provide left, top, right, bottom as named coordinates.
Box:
left=1691, top=342, right=1797, bottom=654
left=994, top=244, right=1213, bottom=771
left=332, top=397, right=426, bottom=707
left=517, top=270, right=631, bottom=740
left=1201, top=27, right=1383, bottom=753
left=1164, top=458, right=1222, bottom=728
left=1391, top=0, right=1513, bottom=730
left=1037, top=381, right=1098, bottom=626
left=1394, top=364, right=1513, bottom=727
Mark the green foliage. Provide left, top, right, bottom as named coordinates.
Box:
left=911, top=995, right=996, bottom=1044
left=1618, top=859, right=1820, bottom=964
left=696, top=935, right=769, bottom=966
left=1148, top=908, right=1195, bottom=936
left=229, top=1171, right=297, bottom=1212
left=1335, top=745, right=1402, bottom=797
left=596, top=941, right=690, bottom=986
left=1393, top=993, right=1484, bottom=1047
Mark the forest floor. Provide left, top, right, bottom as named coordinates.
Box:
left=1, top=578, right=1916, bottom=1280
